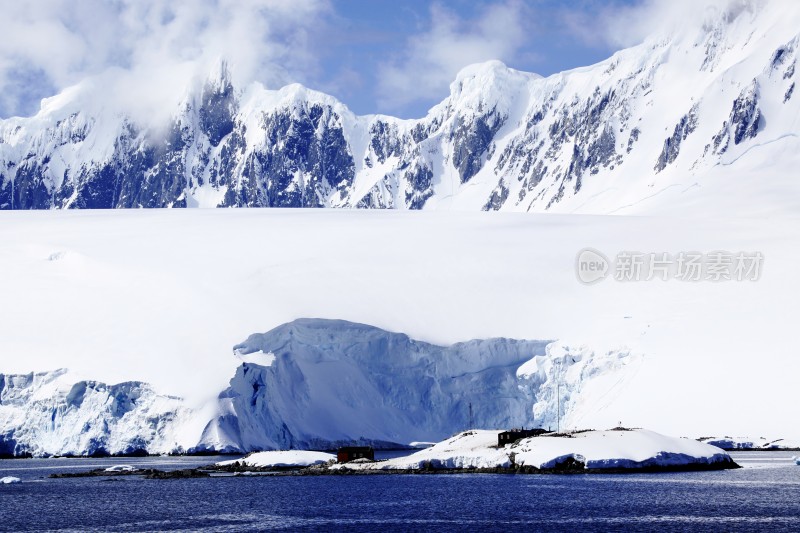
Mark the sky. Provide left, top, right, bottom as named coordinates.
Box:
left=0, top=0, right=701, bottom=120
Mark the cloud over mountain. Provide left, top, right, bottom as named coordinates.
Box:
left=0, top=0, right=330, bottom=118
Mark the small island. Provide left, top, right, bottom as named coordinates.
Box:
left=47, top=428, right=739, bottom=480
left=210, top=428, right=738, bottom=475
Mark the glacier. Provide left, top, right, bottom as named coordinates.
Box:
left=0, top=369, right=187, bottom=457
left=0, top=0, right=798, bottom=215
left=196, top=319, right=552, bottom=451
left=0, top=319, right=638, bottom=457
left=1, top=208, right=797, bottom=440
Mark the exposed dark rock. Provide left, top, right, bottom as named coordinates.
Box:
left=655, top=106, right=698, bottom=172
left=731, top=83, right=763, bottom=145
left=145, top=468, right=210, bottom=479
left=483, top=180, right=509, bottom=211
left=403, top=165, right=434, bottom=209
left=627, top=128, right=640, bottom=154
left=451, top=108, right=506, bottom=183
left=551, top=456, right=586, bottom=472
left=785, top=62, right=796, bottom=80
left=199, top=68, right=237, bottom=147
left=369, top=120, right=403, bottom=164
left=221, top=104, right=355, bottom=208
left=51, top=467, right=209, bottom=479
left=713, top=81, right=763, bottom=154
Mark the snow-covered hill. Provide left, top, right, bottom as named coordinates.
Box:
left=333, top=429, right=735, bottom=472
left=1, top=0, right=798, bottom=215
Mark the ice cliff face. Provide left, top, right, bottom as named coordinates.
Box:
left=194, top=319, right=551, bottom=451
left=0, top=320, right=639, bottom=456
left=195, top=320, right=640, bottom=452
left=1, top=1, right=798, bottom=214
left=0, top=369, right=186, bottom=457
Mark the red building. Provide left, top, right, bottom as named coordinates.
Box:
left=337, top=446, right=374, bottom=462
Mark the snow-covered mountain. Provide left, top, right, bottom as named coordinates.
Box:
left=1, top=0, right=798, bottom=214
left=0, top=320, right=638, bottom=456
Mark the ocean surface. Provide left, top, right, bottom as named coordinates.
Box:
left=1, top=452, right=798, bottom=532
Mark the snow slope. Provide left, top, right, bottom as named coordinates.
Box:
left=333, top=429, right=734, bottom=472
left=0, top=208, right=797, bottom=446
left=513, top=430, right=731, bottom=470
left=0, top=0, right=798, bottom=215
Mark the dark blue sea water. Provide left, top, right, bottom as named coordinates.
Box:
left=1, top=452, right=799, bottom=532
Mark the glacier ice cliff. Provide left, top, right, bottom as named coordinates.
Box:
left=0, top=319, right=640, bottom=456
left=0, top=369, right=186, bottom=457
left=194, top=319, right=551, bottom=451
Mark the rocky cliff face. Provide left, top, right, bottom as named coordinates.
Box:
left=1, top=2, right=797, bottom=214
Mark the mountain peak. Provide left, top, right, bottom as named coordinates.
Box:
left=450, top=60, right=537, bottom=96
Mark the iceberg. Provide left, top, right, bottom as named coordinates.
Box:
left=104, top=465, right=138, bottom=473
left=216, top=451, right=335, bottom=469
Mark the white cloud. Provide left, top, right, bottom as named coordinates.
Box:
left=599, top=0, right=770, bottom=48
left=376, top=1, right=528, bottom=115
left=0, top=0, right=331, bottom=119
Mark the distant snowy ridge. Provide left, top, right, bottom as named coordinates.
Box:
left=700, top=436, right=800, bottom=450
left=0, top=319, right=638, bottom=457
left=1, top=1, right=799, bottom=215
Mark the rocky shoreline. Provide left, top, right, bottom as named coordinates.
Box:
left=49, top=457, right=740, bottom=480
